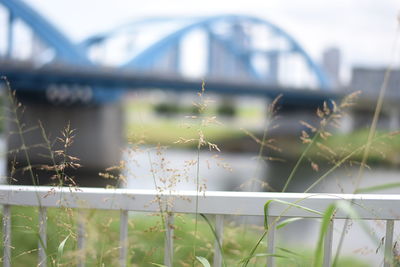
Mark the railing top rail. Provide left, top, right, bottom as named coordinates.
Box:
left=0, top=185, right=399, bottom=220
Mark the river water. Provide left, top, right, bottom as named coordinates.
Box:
left=125, top=147, right=400, bottom=266
left=125, top=146, right=400, bottom=194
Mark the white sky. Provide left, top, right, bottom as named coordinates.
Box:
left=19, top=0, right=400, bottom=79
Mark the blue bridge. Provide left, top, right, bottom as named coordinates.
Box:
left=0, top=0, right=344, bottom=186
left=0, top=0, right=335, bottom=96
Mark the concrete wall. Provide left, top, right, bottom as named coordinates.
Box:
left=351, top=67, right=400, bottom=95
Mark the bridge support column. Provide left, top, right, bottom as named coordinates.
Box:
left=7, top=99, right=124, bottom=187
left=337, top=112, right=354, bottom=134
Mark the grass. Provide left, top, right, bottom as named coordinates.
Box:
left=272, top=128, right=400, bottom=173
left=1, top=206, right=371, bottom=267
left=320, top=129, right=400, bottom=165
left=126, top=119, right=245, bottom=148
left=124, top=95, right=263, bottom=147
left=124, top=97, right=400, bottom=167
left=1, top=74, right=399, bottom=266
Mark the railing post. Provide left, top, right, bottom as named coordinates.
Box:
left=213, top=215, right=224, bottom=267
left=77, top=210, right=86, bottom=267
left=384, top=220, right=394, bottom=267
left=3, top=204, right=11, bottom=267
left=119, top=210, right=128, bottom=267
left=164, top=213, right=174, bottom=267
left=323, top=220, right=334, bottom=267
left=267, top=216, right=277, bottom=267
left=38, top=207, right=47, bottom=267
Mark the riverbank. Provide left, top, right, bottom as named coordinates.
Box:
left=126, top=116, right=400, bottom=167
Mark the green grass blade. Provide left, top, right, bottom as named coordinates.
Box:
left=282, top=127, right=321, bottom=192
left=355, top=182, right=400, bottom=193
left=57, top=233, right=70, bottom=263
left=239, top=253, right=287, bottom=263
left=241, top=230, right=267, bottom=267
left=264, top=199, right=322, bottom=229
left=331, top=201, right=380, bottom=267
left=253, top=199, right=323, bottom=267
left=277, top=247, right=302, bottom=257
left=313, top=204, right=336, bottom=267
left=150, top=263, right=168, bottom=267
left=277, top=217, right=303, bottom=229
left=334, top=201, right=379, bottom=244
left=196, top=256, right=211, bottom=267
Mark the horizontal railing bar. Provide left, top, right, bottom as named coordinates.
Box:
left=0, top=186, right=399, bottom=219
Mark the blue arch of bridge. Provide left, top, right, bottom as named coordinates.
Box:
left=92, top=14, right=331, bottom=89
left=0, top=0, right=124, bottom=103
left=0, top=0, right=89, bottom=65
left=79, top=16, right=184, bottom=49
left=2, top=1, right=331, bottom=90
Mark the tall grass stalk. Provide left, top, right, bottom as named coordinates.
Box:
left=199, top=214, right=226, bottom=267
left=333, top=21, right=400, bottom=267
left=242, top=197, right=323, bottom=267
left=126, top=92, right=169, bottom=258
left=2, top=77, right=38, bottom=187
left=242, top=87, right=393, bottom=266
left=180, top=81, right=224, bottom=265
left=1, top=77, right=53, bottom=265
left=281, top=129, right=319, bottom=192
left=1, top=78, right=88, bottom=266
left=238, top=95, right=281, bottom=260
left=193, top=81, right=206, bottom=266
left=147, top=148, right=167, bottom=230
left=4, top=45, right=400, bottom=265
left=282, top=91, right=359, bottom=192
left=193, top=141, right=201, bottom=266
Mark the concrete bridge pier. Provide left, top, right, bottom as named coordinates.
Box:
left=7, top=97, right=124, bottom=187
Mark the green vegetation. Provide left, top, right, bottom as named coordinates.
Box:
left=127, top=119, right=245, bottom=147
left=2, top=207, right=370, bottom=267
left=276, top=128, right=400, bottom=167
left=1, top=76, right=397, bottom=266
left=124, top=97, right=261, bottom=147
left=216, top=100, right=236, bottom=117
left=320, top=129, right=400, bottom=165
left=125, top=96, right=400, bottom=167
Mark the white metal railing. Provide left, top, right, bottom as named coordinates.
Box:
left=0, top=185, right=399, bottom=267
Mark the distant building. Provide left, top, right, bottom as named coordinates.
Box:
left=350, top=67, right=400, bottom=97
left=349, top=67, right=400, bottom=131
